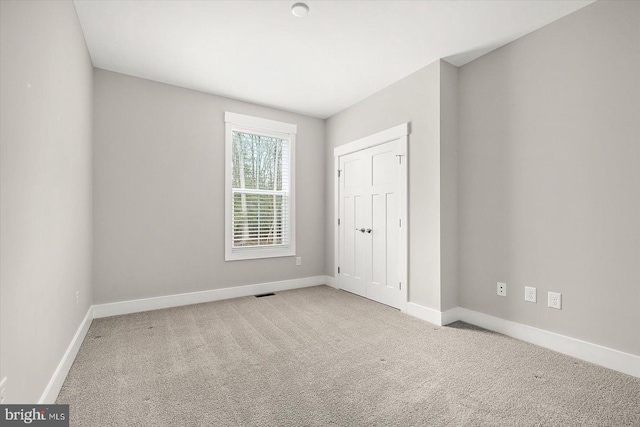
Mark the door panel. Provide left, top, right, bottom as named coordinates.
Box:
left=338, top=139, right=403, bottom=309
left=371, top=192, right=398, bottom=290
left=384, top=192, right=398, bottom=292
left=351, top=195, right=366, bottom=281
left=370, top=193, right=386, bottom=287
left=371, top=150, right=397, bottom=186
left=339, top=152, right=367, bottom=296
left=343, top=157, right=363, bottom=189
left=342, top=196, right=355, bottom=275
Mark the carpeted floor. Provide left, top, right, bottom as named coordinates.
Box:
left=57, top=285, right=640, bottom=426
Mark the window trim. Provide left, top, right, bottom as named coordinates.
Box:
left=224, top=112, right=296, bottom=261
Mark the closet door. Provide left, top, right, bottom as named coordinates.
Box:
left=365, top=140, right=403, bottom=309
left=338, top=149, right=368, bottom=297
left=338, top=139, right=403, bottom=309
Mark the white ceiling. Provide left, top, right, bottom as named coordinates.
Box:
left=73, top=0, right=594, bottom=118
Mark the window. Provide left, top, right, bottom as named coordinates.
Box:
left=225, top=112, right=296, bottom=261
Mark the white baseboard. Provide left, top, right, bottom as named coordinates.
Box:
left=440, top=307, right=462, bottom=326
left=39, top=306, right=93, bottom=404
left=42, top=276, right=332, bottom=404
left=405, top=303, right=461, bottom=326
left=45, top=282, right=639, bottom=407
left=405, top=302, right=445, bottom=326
left=93, top=276, right=330, bottom=319
left=454, top=307, right=640, bottom=378
left=324, top=275, right=338, bottom=289
left=406, top=301, right=639, bottom=378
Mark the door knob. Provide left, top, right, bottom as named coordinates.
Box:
left=356, top=228, right=366, bottom=233
left=366, top=228, right=372, bottom=234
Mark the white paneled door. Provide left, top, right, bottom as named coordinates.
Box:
left=338, top=138, right=405, bottom=310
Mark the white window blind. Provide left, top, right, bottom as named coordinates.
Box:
left=225, top=113, right=296, bottom=261
left=231, top=131, right=290, bottom=250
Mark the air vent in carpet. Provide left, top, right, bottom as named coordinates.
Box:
left=255, top=293, right=276, bottom=298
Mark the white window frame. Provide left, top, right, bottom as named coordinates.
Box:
left=225, top=112, right=297, bottom=261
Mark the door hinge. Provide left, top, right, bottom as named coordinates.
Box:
left=337, top=169, right=342, bottom=177
left=399, top=218, right=402, bottom=227
left=396, top=154, right=403, bottom=164
left=338, top=218, right=341, bottom=226
left=399, top=282, right=402, bottom=290
left=338, top=267, right=341, bottom=274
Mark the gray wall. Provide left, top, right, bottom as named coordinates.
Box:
left=440, top=62, right=459, bottom=312
left=0, top=0, right=93, bottom=403
left=325, top=60, right=457, bottom=311
left=93, top=70, right=325, bottom=304
left=458, top=0, right=640, bottom=355
left=2, top=1, right=637, bottom=407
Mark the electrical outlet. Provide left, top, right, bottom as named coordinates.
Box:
left=525, top=286, right=537, bottom=303
left=296, top=257, right=302, bottom=266
left=76, top=290, right=80, bottom=305
left=497, top=282, right=507, bottom=297
left=1, top=376, right=7, bottom=404
left=548, top=292, right=562, bottom=309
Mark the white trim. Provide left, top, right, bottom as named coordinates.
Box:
left=224, top=113, right=297, bottom=261
left=225, top=120, right=234, bottom=261
left=225, top=112, right=297, bottom=134
left=455, top=308, right=640, bottom=378
left=440, top=307, right=462, bottom=326
left=405, top=302, right=444, bottom=326
left=333, top=123, right=409, bottom=157
left=333, top=156, right=340, bottom=280
left=41, top=283, right=639, bottom=405
left=42, top=277, right=335, bottom=403
left=93, top=276, right=328, bottom=319
left=398, top=134, right=409, bottom=309
left=324, top=275, right=338, bottom=289
left=288, top=133, right=296, bottom=257
left=334, top=123, right=410, bottom=311
left=225, top=246, right=296, bottom=262
left=39, top=306, right=93, bottom=404
left=405, top=303, right=640, bottom=378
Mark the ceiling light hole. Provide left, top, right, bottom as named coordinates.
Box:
left=291, top=3, right=309, bottom=18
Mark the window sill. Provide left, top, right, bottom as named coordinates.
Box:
left=225, top=249, right=295, bottom=261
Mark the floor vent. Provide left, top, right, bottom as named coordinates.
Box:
left=255, top=293, right=276, bottom=298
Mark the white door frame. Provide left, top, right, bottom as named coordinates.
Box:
left=333, top=123, right=409, bottom=311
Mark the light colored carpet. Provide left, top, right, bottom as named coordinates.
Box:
left=57, top=285, right=640, bottom=426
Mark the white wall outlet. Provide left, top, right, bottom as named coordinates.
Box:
left=76, top=290, right=80, bottom=305
left=296, top=257, right=302, bottom=266
left=1, top=376, right=7, bottom=404
left=548, top=292, right=562, bottom=309
left=525, top=286, right=537, bottom=303
left=497, top=282, right=507, bottom=297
